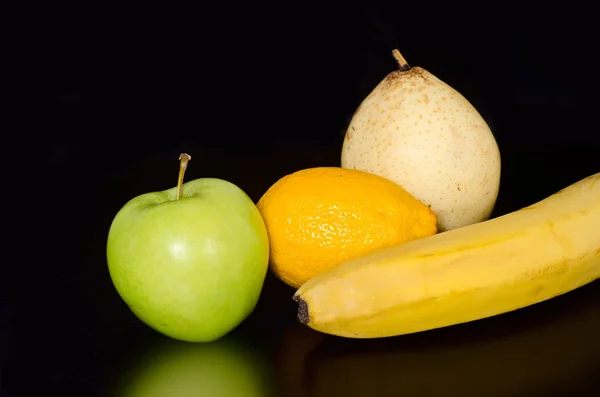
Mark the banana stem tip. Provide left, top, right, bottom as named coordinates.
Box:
left=293, top=295, right=309, bottom=325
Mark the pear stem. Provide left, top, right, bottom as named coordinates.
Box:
left=392, top=49, right=411, bottom=72
left=176, top=153, right=191, bottom=200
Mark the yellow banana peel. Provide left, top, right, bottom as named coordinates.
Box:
left=293, top=173, right=600, bottom=338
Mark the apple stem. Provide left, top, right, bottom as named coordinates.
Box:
left=176, top=153, right=191, bottom=200
left=392, top=49, right=411, bottom=72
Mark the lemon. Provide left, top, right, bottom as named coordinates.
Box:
left=257, top=167, right=437, bottom=289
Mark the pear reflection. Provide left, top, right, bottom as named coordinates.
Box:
left=302, top=284, right=600, bottom=397
left=115, top=336, right=274, bottom=397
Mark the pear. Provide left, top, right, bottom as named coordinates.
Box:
left=341, top=49, right=501, bottom=232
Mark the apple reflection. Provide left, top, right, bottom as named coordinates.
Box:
left=286, top=284, right=600, bottom=397
left=113, top=336, right=275, bottom=397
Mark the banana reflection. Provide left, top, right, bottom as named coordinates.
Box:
left=115, top=336, right=275, bottom=397
left=300, top=284, right=600, bottom=397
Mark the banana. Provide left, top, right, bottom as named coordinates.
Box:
left=293, top=173, right=600, bottom=339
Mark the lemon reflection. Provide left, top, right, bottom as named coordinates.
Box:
left=276, top=323, right=327, bottom=397
left=116, top=336, right=274, bottom=397
left=295, top=284, right=600, bottom=397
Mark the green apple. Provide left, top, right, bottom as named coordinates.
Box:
left=107, top=153, right=270, bottom=343
left=115, top=336, right=274, bottom=397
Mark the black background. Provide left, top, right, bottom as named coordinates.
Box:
left=3, top=5, right=600, bottom=396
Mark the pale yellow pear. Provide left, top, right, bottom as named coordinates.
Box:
left=341, top=49, right=501, bottom=232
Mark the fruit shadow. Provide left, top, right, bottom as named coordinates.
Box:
left=298, top=282, right=600, bottom=397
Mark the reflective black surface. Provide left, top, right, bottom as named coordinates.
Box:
left=5, top=6, right=600, bottom=396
